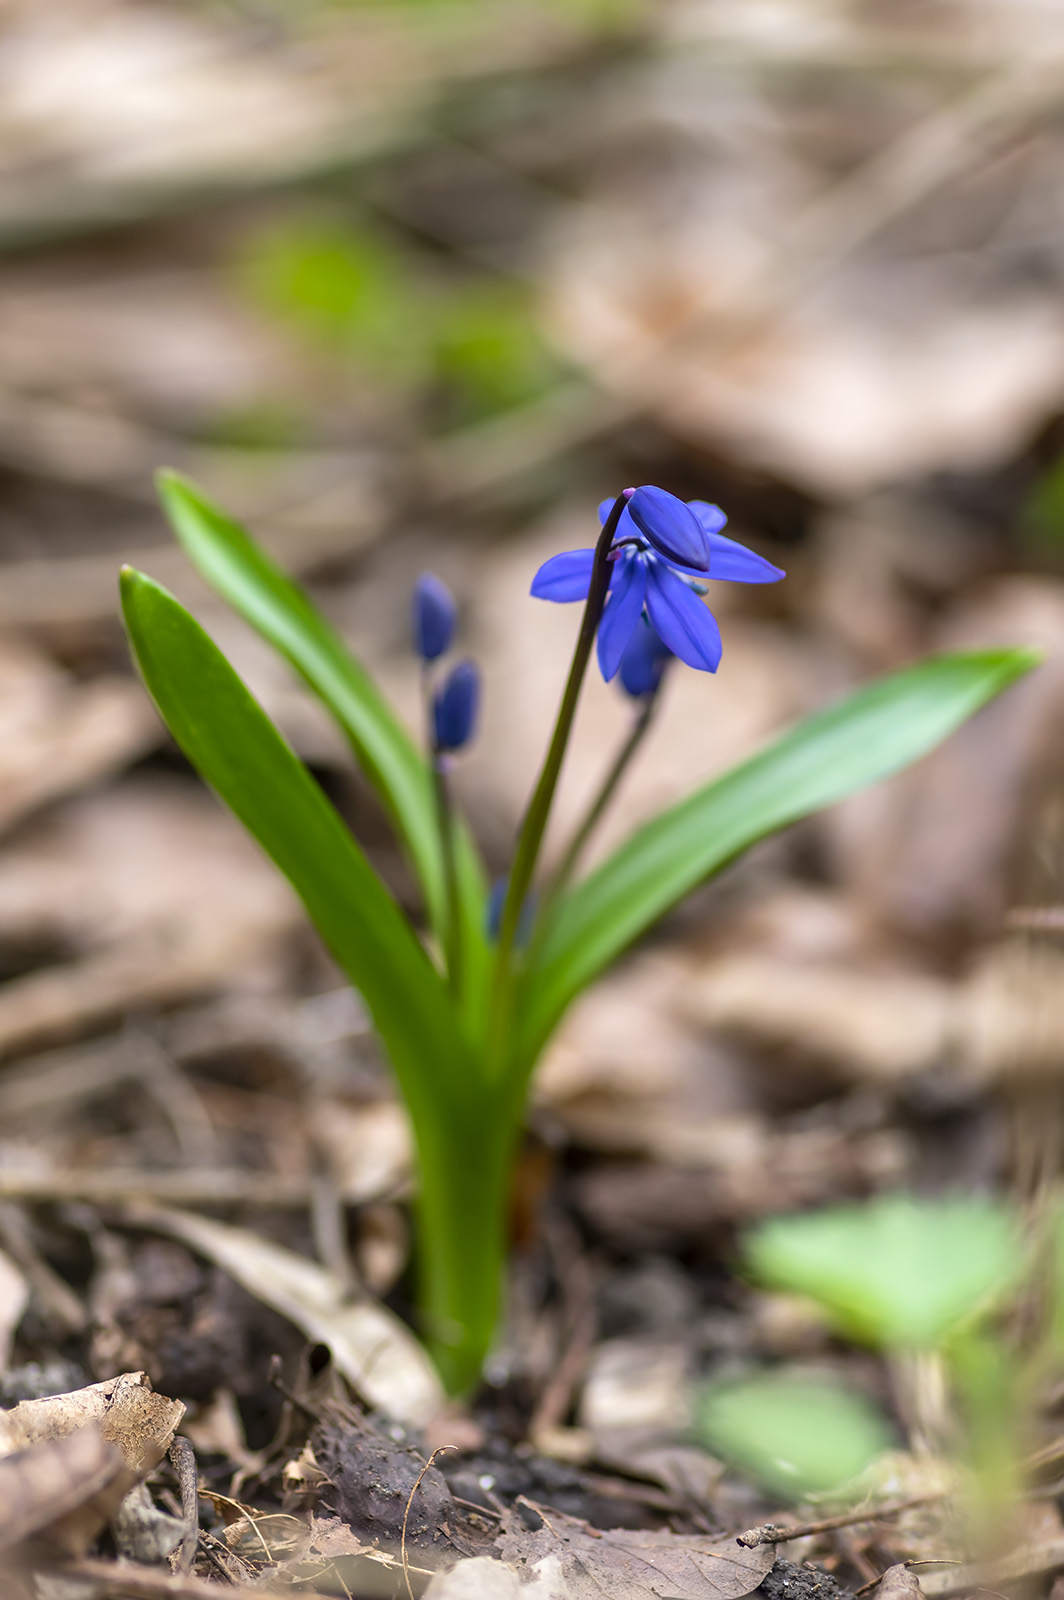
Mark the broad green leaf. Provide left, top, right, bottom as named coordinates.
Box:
left=697, top=1374, right=893, bottom=1500
left=154, top=470, right=489, bottom=1025
left=120, top=567, right=476, bottom=1131
left=518, top=648, right=1038, bottom=1062
left=747, top=1195, right=1019, bottom=1350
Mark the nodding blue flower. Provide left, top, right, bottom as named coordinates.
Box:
left=530, top=486, right=784, bottom=681
left=433, top=659, right=480, bottom=752
left=413, top=573, right=456, bottom=662
left=618, top=617, right=672, bottom=699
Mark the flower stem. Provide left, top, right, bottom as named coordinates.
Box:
left=433, top=756, right=463, bottom=998
left=548, top=680, right=663, bottom=897
left=489, top=493, right=628, bottom=1057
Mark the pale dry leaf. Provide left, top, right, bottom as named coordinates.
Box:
left=495, top=1503, right=774, bottom=1600
left=112, top=1481, right=185, bottom=1565
left=0, top=1424, right=127, bottom=1558
left=128, top=1204, right=443, bottom=1426
left=307, top=1513, right=402, bottom=1566
left=0, top=778, right=300, bottom=1057
left=425, top=1555, right=528, bottom=1600
left=0, top=672, right=159, bottom=838
left=0, top=1246, right=28, bottom=1371
left=0, top=1371, right=184, bottom=1474
left=876, top=1567, right=925, bottom=1600
left=309, top=1100, right=412, bottom=1205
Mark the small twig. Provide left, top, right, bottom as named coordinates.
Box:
left=168, top=1436, right=199, bottom=1578
left=402, top=1446, right=458, bottom=1600
left=855, top=1560, right=962, bottom=1598
left=529, top=1210, right=599, bottom=1441
left=736, top=1494, right=945, bottom=1548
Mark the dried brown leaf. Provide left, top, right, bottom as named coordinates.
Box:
left=127, top=1204, right=443, bottom=1426
left=0, top=1370, right=184, bottom=1474
left=0, top=1425, right=126, bottom=1557
left=495, top=1503, right=774, bottom=1600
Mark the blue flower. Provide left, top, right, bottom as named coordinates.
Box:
left=485, top=877, right=536, bottom=944
left=433, top=659, right=480, bottom=751
left=412, top=573, right=456, bottom=662
left=618, top=617, right=672, bottom=699
left=530, top=487, right=785, bottom=681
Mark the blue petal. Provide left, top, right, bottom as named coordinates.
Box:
left=645, top=564, right=722, bottom=672
left=531, top=549, right=595, bottom=602
left=618, top=619, right=672, bottom=698
left=706, top=529, right=786, bottom=584
left=597, top=550, right=647, bottom=681
left=628, top=486, right=709, bottom=571
left=687, top=500, right=728, bottom=536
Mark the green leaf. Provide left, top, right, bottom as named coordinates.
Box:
left=746, top=1195, right=1020, bottom=1349
left=696, top=1374, right=893, bottom=1500
left=154, top=470, right=489, bottom=1026
left=120, top=566, right=475, bottom=1130
left=518, top=648, right=1038, bottom=1062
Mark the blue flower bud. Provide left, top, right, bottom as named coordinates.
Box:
left=433, top=659, right=480, bottom=752
left=486, top=877, right=536, bottom=945
left=412, top=572, right=456, bottom=661
left=627, top=486, right=709, bottom=571
left=618, top=620, right=672, bottom=699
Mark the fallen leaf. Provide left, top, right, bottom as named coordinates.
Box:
left=876, top=1567, right=925, bottom=1600
left=128, top=1204, right=443, bottom=1426
left=495, top=1502, right=774, bottom=1600
left=0, top=1247, right=28, bottom=1371
left=0, top=1371, right=184, bottom=1474
left=0, top=1426, right=126, bottom=1557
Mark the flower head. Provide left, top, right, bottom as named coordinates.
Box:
left=433, top=659, right=480, bottom=751
left=531, top=486, right=784, bottom=681
left=413, top=572, right=456, bottom=662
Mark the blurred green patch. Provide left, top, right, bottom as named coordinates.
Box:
left=197, top=400, right=307, bottom=454
left=746, top=1194, right=1019, bottom=1350
left=431, top=281, right=559, bottom=425
left=240, top=221, right=426, bottom=383
left=1020, top=456, right=1064, bottom=552
left=696, top=1374, right=893, bottom=1501
left=237, top=216, right=564, bottom=426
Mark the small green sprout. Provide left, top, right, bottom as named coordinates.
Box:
left=698, top=1195, right=1039, bottom=1516
left=746, top=1194, right=1021, bottom=1348
left=697, top=1374, right=893, bottom=1500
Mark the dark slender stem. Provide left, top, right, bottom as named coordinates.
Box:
left=489, top=493, right=628, bottom=1055
left=422, top=661, right=461, bottom=992
left=548, top=682, right=662, bottom=898
left=433, top=755, right=462, bottom=997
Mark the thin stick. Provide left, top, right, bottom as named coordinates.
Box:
left=735, top=1493, right=945, bottom=1548
left=402, top=1446, right=458, bottom=1600
left=168, top=1436, right=199, bottom=1578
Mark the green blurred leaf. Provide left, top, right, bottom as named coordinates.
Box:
left=1021, top=456, right=1064, bottom=551
left=518, top=649, right=1038, bottom=1064
left=239, top=219, right=426, bottom=380
left=120, top=566, right=475, bottom=1121
left=431, top=283, right=562, bottom=424
left=747, top=1195, right=1020, bottom=1349
left=155, top=472, right=489, bottom=1027
left=697, top=1374, right=893, bottom=1500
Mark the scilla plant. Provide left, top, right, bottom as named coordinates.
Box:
left=121, top=476, right=1035, bottom=1394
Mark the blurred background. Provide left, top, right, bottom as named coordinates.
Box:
left=2, top=0, right=1064, bottom=1508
